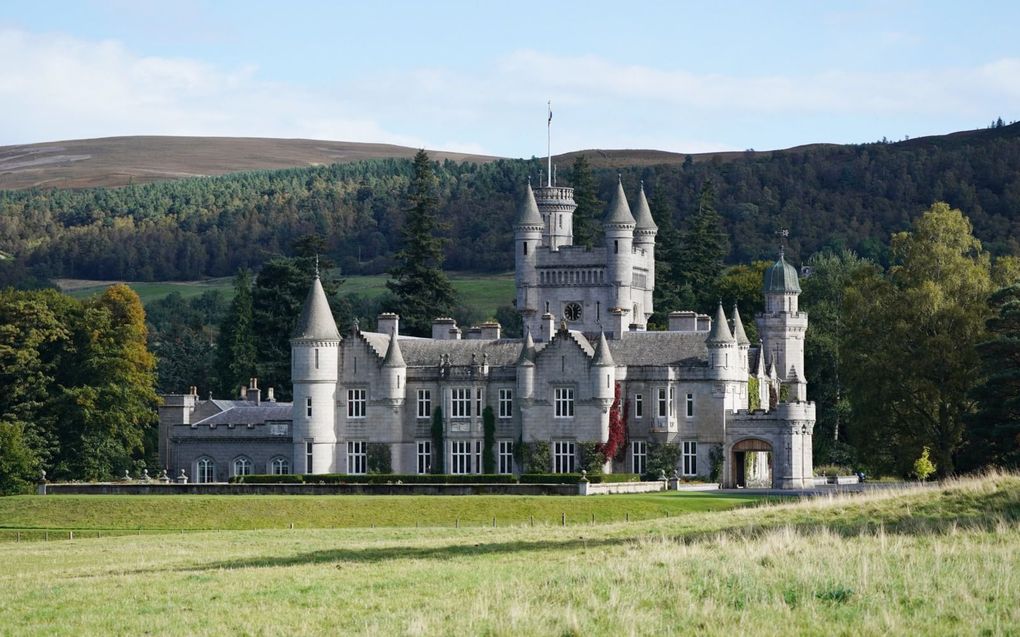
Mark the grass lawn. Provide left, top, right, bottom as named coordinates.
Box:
left=1, top=474, right=1017, bottom=635
left=59, top=272, right=515, bottom=317
left=0, top=491, right=757, bottom=534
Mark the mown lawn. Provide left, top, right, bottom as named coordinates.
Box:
left=0, top=475, right=1017, bottom=636
left=0, top=491, right=757, bottom=534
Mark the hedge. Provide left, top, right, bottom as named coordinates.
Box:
left=229, top=474, right=305, bottom=484
left=298, top=473, right=518, bottom=484
left=520, top=473, right=604, bottom=484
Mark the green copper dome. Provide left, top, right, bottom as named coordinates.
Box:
left=764, top=253, right=801, bottom=294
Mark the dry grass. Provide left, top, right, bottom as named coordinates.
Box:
left=0, top=473, right=1017, bottom=636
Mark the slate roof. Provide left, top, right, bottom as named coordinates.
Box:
left=632, top=184, right=658, bottom=233
left=603, top=178, right=636, bottom=226
left=606, top=332, right=709, bottom=366
left=732, top=305, right=751, bottom=346
left=707, top=303, right=736, bottom=343
left=362, top=332, right=542, bottom=367
left=592, top=332, right=614, bottom=366
left=515, top=182, right=544, bottom=226
left=292, top=276, right=341, bottom=341
left=194, top=404, right=293, bottom=426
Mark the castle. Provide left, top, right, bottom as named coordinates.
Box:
left=159, top=173, right=816, bottom=489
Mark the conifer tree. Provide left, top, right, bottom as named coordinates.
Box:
left=568, top=155, right=602, bottom=248
left=215, top=269, right=257, bottom=397
left=675, top=181, right=728, bottom=312
left=386, top=150, right=458, bottom=336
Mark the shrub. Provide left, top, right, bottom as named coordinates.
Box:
left=431, top=406, right=445, bottom=474
left=748, top=376, right=761, bottom=411
left=230, top=474, right=305, bottom=484
left=296, top=473, right=517, bottom=484
left=578, top=441, right=605, bottom=474
left=709, top=444, right=724, bottom=482
left=913, top=446, right=936, bottom=481
left=646, top=442, right=681, bottom=478
left=600, top=473, right=640, bottom=483
left=813, top=464, right=853, bottom=478
left=367, top=443, right=392, bottom=474
left=516, top=440, right=550, bottom=473
left=482, top=406, right=496, bottom=474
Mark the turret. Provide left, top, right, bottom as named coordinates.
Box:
left=380, top=326, right=406, bottom=404
left=591, top=331, right=615, bottom=406
left=731, top=303, right=750, bottom=374
left=291, top=274, right=340, bottom=474
left=787, top=364, right=807, bottom=402
left=516, top=328, right=536, bottom=401
left=603, top=177, right=636, bottom=318
left=515, top=181, right=544, bottom=329
left=534, top=184, right=577, bottom=250
left=632, top=182, right=658, bottom=325
left=757, top=250, right=808, bottom=384
left=706, top=302, right=738, bottom=374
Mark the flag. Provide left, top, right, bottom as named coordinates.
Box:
left=548, top=102, right=552, bottom=124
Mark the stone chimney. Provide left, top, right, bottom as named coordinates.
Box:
left=432, top=317, right=458, bottom=340
left=376, top=313, right=399, bottom=336
left=464, top=326, right=483, bottom=340
left=266, top=387, right=276, bottom=402
left=246, top=378, right=261, bottom=405
left=668, top=311, right=698, bottom=332
left=478, top=321, right=501, bottom=340
left=695, top=313, right=711, bottom=332
left=540, top=313, right=555, bottom=342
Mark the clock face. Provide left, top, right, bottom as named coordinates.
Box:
left=564, top=302, right=582, bottom=322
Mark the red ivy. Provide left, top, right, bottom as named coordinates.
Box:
left=600, top=382, right=630, bottom=463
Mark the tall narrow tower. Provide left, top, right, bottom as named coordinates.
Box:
left=603, top=177, right=636, bottom=331
left=757, top=251, right=808, bottom=387
left=515, top=182, right=544, bottom=334
left=291, top=274, right=340, bottom=474
left=631, top=182, right=658, bottom=326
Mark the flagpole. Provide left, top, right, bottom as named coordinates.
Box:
left=547, top=100, right=552, bottom=188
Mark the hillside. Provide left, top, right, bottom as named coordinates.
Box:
left=0, top=136, right=501, bottom=190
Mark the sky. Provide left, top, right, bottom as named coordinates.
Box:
left=2, top=0, right=1019, bottom=156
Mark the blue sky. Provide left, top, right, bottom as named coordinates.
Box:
left=2, top=0, right=1019, bottom=155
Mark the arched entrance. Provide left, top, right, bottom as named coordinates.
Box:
left=732, top=438, right=773, bottom=488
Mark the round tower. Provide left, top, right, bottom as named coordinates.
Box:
left=603, top=177, right=636, bottom=316
left=516, top=329, right=536, bottom=401
left=757, top=250, right=808, bottom=384
left=534, top=185, right=577, bottom=250
left=632, top=182, right=658, bottom=326
left=515, top=182, right=544, bottom=332
left=291, top=274, right=340, bottom=475
left=706, top=302, right=739, bottom=377
left=380, top=327, right=406, bottom=404
left=591, top=331, right=615, bottom=407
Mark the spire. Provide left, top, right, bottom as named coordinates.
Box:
left=603, top=176, right=636, bottom=226
left=632, top=181, right=658, bottom=233
left=592, top=331, right=614, bottom=366
left=767, top=356, right=778, bottom=379
left=707, top=301, right=735, bottom=344
left=755, top=340, right=767, bottom=375
left=731, top=304, right=750, bottom=346
left=517, top=328, right=536, bottom=365
left=382, top=328, right=405, bottom=367
left=515, top=181, right=543, bottom=227
left=291, top=276, right=340, bottom=341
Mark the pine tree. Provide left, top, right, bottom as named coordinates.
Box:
left=649, top=182, right=682, bottom=324
left=215, top=269, right=257, bottom=397
left=568, top=155, right=602, bottom=248
left=675, top=181, right=728, bottom=312
left=386, top=150, right=458, bottom=336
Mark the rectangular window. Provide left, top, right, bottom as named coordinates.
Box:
left=553, top=441, right=576, bottom=473
left=632, top=440, right=647, bottom=475
left=634, top=393, right=643, bottom=419
left=554, top=387, right=574, bottom=418
left=305, top=397, right=313, bottom=418
left=305, top=441, right=313, bottom=474
left=417, top=389, right=432, bottom=419
left=498, top=388, right=513, bottom=419
left=450, top=440, right=473, bottom=474
left=347, top=440, right=367, bottom=475
left=451, top=388, right=472, bottom=418
left=498, top=440, right=514, bottom=474
left=669, top=386, right=675, bottom=415
left=686, top=393, right=694, bottom=418
left=476, top=388, right=483, bottom=417
left=682, top=441, right=697, bottom=476
left=657, top=388, right=668, bottom=418
left=314, top=348, right=319, bottom=369
left=347, top=389, right=366, bottom=418
left=416, top=440, right=431, bottom=475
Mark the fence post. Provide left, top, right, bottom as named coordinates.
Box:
left=492, top=517, right=496, bottom=528
left=455, top=518, right=459, bottom=529
left=69, top=531, right=73, bottom=540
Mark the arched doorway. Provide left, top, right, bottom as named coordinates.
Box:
left=732, top=438, right=773, bottom=488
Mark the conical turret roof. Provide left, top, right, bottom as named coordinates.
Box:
left=731, top=304, right=750, bottom=346
left=382, top=329, right=405, bottom=367
left=592, top=331, right=614, bottom=366
left=291, top=276, right=340, bottom=341
left=707, top=302, right=736, bottom=344
left=517, top=328, right=536, bottom=365
left=515, top=181, right=543, bottom=227
left=603, top=177, right=636, bottom=226
left=632, top=182, right=657, bottom=233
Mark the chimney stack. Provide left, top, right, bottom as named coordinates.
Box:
left=246, top=378, right=261, bottom=405
left=376, top=313, right=399, bottom=336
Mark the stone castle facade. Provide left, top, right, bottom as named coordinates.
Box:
left=159, top=176, right=816, bottom=488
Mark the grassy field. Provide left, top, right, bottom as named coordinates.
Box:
left=0, top=474, right=1017, bottom=635
left=58, top=272, right=515, bottom=318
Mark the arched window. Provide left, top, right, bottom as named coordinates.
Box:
left=271, top=457, right=290, bottom=475
left=196, top=457, right=216, bottom=483
left=232, top=457, right=252, bottom=477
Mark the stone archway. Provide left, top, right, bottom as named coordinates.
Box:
left=731, top=438, right=773, bottom=488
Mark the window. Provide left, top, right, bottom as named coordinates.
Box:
left=523, top=242, right=528, bottom=255
left=670, top=386, right=675, bottom=414
left=686, top=393, right=694, bottom=418
left=269, top=423, right=288, bottom=436
left=450, top=440, right=473, bottom=474
left=683, top=441, right=697, bottom=476
left=196, top=458, right=215, bottom=483
left=498, top=440, right=514, bottom=474
left=499, top=389, right=513, bottom=419
left=657, top=388, right=668, bottom=418
left=348, top=389, right=366, bottom=418
left=632, top=441, right=647, bottom=475
left=347, top=441, right=367, bottom=474
left=271, top=457, right=290, bottom=475
left=305, top=442, right=314, bottom=473
left=315, top=348, right=319, bottom=369
left=634, top=393, right=643, bottom=419
left=417, top=389, right=432, bottom=419
left=614, top=240, right=619, bottom=254
left=416, top=440, right=432, bottom=474
left=451, top=387, right=472, bottom=418
left=232, top=457, right=252, bottom=477
left=553, top=441, right=575, bottom=473
left=554, top=387, right=574, bottom=418
left=306, top=397, right=312, bottom=418
left=476, top=388, right=483, bottom=416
